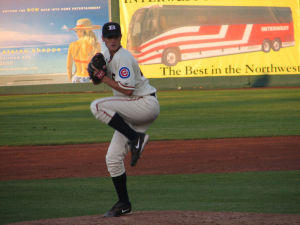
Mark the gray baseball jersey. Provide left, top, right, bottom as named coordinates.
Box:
left=103, top=47, right=157, bottom=97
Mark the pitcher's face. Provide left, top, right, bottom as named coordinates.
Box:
left=102, top=35, right=122, bottom=54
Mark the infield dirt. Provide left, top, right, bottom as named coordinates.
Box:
left=1, top=136, right=300, bottom=225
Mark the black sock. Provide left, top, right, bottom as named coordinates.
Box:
left=108, top=113, right=137, bottom=141
left=112, top=173, right=130, bottom=204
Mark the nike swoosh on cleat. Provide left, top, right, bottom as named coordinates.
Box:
left=135, top=139, right=141, bottom=149
left=122, top=209, right=130, bottom=213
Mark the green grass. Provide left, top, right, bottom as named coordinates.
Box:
left=0, top=171, right=299, bottom=224
left=0, top=88, right=299, bottom=224
left=0, top=88, right=300, bottom=145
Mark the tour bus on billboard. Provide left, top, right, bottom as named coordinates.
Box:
left=127, top=5, right=294, bottom=66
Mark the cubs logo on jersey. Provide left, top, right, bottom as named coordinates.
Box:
left=119, top=67, right=130, bottom=78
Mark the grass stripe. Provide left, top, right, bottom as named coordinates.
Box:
left=0, top=88, right=300, bottom=145
left=0, top=171, right=299, bottom=224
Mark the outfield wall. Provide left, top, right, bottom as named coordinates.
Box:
left=1, top=75, right=299, bottom=95
left=0, top=1, right=299, bottom=94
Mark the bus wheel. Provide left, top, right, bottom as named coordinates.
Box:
left=262, top=39, right=272, bottom=53
left=272, top=38, right=281, bottom=51
left=162, top=48, right=181, bottom=66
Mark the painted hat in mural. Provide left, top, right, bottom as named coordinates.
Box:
left=71, top=18, right=100, bottom=30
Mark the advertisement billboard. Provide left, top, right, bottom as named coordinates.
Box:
left=120, top=0, right=300, bottom=78
left=0, top=0, right=109, bottom=84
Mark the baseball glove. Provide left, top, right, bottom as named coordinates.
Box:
left=88, top=53, right=107, bottom=85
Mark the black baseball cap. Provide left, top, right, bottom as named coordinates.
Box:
left=102, top=22, right=122, bottom=38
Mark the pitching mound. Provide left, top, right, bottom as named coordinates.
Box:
left=7, top=211, right=300, bottom=225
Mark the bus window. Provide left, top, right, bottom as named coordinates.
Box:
left=159, top=16, right=168, bottom=32
left=273, top=7, right=292, bottom=23
left=132, top=23, right=141, bottom=37
left=127, top=8, right=146, bottom=51
left=141, top=11, right=159, bottom=42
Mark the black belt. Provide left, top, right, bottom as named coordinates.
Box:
left=150, top=92, right=156, bottom=98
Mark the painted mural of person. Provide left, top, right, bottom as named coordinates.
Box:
left=67, top=18, right=101, bottom=83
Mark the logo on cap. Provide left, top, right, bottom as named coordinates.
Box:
left=119, top=67, right=130, bottom=78
left=108, top=25, right=116, bottom=31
